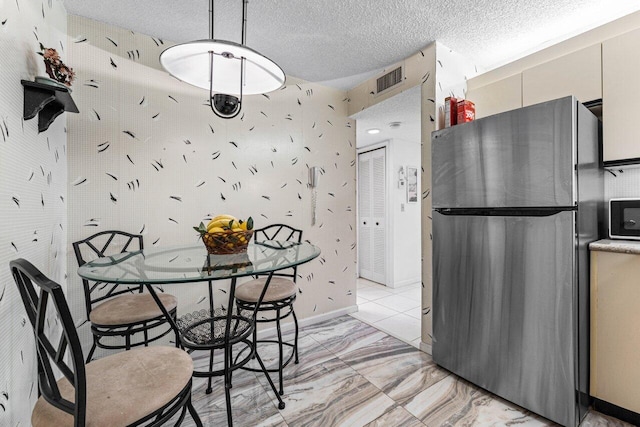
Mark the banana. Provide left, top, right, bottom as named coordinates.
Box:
left=207, top=218, right=232, bottom=231
left=211, top=214, right=237, bottom=222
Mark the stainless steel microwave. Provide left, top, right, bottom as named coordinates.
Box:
left=610, top=198, right=640, bottom=240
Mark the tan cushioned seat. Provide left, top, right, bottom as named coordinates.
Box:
left=31, top=346, right=193, bottom=427
left=89, top=293, right=177, bottom=326
left=235, top=277, right=296, bottom=303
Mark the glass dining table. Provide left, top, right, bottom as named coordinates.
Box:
left=77, top=240, right=320, bottom=423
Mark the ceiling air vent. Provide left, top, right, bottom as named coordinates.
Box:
left=375, top=66, right=403, bottom=96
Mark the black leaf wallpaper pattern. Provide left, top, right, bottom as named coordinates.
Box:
left=0, top=0, right=68, bottom=424
left=66, top=16, right=358, bottom=360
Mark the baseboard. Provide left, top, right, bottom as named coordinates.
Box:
left=394, top=277, right=421, bottom=288
left=592, top=397, right=640, bottom=425
left=419, top=341, right=432, bottom=355
left=256, top=305, right=359, bottom=340
left=384, top=277, right=421, bottom=289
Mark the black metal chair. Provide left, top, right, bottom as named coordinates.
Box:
left=10, top=258, right=203, bottom=427
left=72, top=230, right=178, bottom=362
left=234, top=224, right=302, bottom=395
left=175, top=259, right=286, bottom=427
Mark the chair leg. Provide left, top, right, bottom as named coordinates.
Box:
left=143, top=322, right=149, bottom=347
left=292, top=308, right=300, bottom=364
left=187, top=396, right=204, bottom=427
left=224, top=343, right=233, bottom=427
left=206, top=349, right=214, bottom=394
left=252, top=317, right=258, bottom=360
left=276, top=309, right=284, bottom=396
left=86, top=336, right=98, bottom=364
left=254, top=348, right=286, bottom=410
left=173, top=311, right=180, bottom=348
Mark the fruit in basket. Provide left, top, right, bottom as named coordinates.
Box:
left=194, top=214, right=255, bottom=254
left=193, top=214, right=254, bottom=238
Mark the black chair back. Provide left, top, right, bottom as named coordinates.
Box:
left=254, top=224, right=303, bottom=282
left=72, top=230, right=144, bottom=319
left=10, top=259, right=87, bottom=426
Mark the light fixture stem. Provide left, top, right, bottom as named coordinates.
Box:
left=209, top=51, right=214, bottom=107
left=209, top=53, right=244, bottom=119
left=240, top=57, right=245, bottom=100
left=241, top=0, right=247, bottom=45
left=209, top=0, right=214, bottom=39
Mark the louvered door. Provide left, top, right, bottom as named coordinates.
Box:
left=358, top=148, right=386, bottom=284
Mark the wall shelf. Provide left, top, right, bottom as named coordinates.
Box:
left=21, top=80, right=79, bottom=133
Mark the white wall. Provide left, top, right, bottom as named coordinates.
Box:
left=0, top=0, right=68, bottom=423
left=390, top=138, right=421, bottom=287
left=435, top=42, right=482, bottom=130
left=356, top=137, right=421, bottom=289
left=66, top=16, right=357, bottom=357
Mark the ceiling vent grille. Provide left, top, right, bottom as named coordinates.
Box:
left=376, top=66, right=403, bottom=96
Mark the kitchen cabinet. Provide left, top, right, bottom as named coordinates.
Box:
left=603, top=27, right=640, bottom=164
left=590, top=241, right=640, bottom=418
left=466, top=74, right=522, bottom=119
left=523, top=44, right=602, bottom=107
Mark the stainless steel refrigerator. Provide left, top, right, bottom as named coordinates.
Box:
left=431, top=96, right=603, bottom=427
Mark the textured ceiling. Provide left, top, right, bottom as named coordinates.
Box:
left=62, top=0, right=640, bottom=90
left=352, top=86, right=421, bottom=148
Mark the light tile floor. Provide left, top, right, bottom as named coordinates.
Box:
left=351, top=277, right=423, bottom=348
left=177, top=316, right=631, bottom=427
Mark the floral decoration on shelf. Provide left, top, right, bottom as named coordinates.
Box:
left=38, top=43, right=75, bottom=87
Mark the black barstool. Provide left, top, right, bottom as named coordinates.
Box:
left=176, top=254, right=286, bottom=427
left=10, top=258, right=202, bottom=426
left=234, top=224, right=302, bottom=395
left=73, top=230, right=178, bottom=362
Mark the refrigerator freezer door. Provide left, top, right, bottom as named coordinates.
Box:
left=432, top=97, right=575, bottom=209
left=432, top=210, right=577, bottom=426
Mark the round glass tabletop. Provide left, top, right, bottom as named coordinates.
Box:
left=77, top=241, right=321, bottom=284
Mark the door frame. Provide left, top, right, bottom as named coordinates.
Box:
left=356, top=141, right=394, bottom=287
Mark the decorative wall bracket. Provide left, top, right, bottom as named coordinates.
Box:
left=21, top=80, right=79, bottom=133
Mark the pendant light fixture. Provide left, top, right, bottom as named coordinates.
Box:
left=159, top=0, right=285, bottom=119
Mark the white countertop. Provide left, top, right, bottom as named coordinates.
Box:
left=589, top=239, right=640, bottom=254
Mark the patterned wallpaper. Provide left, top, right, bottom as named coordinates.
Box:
left=420, top=45, right=437, bottom=349
left=346, top=42, right=476, bottom=349
left=417, top=43, right=478, bottom=348
left=0, top=0, right=68, bottom=424
left=66, top=16, right=357, bottom=357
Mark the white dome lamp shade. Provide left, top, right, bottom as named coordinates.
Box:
left=159, top=0, right=285, bottom=119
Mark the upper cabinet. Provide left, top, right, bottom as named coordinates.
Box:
left=603, top=28, right=640, bottom=164
left=467, top=74, right=522, bottom=119
left=523, top=44, right=602, bottom=107
left=465, top=15, right=640, bottom=165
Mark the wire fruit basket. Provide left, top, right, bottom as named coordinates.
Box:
left=202, top=230, right=253, bottom=254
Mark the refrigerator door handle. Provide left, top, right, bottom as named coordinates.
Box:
left=434, top=207, right=576, bottom=217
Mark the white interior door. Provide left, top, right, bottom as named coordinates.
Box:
left=358, top=147, right=386, bottom=284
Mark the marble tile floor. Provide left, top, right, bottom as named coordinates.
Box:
left=351, top=277, right=423, bottom=348
left=176, top=316, right=631, bottom=427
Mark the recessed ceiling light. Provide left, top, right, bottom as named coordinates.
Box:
left=367, top=128, right=381, bottom=135
left=389, top=121, right=402, bottom=128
